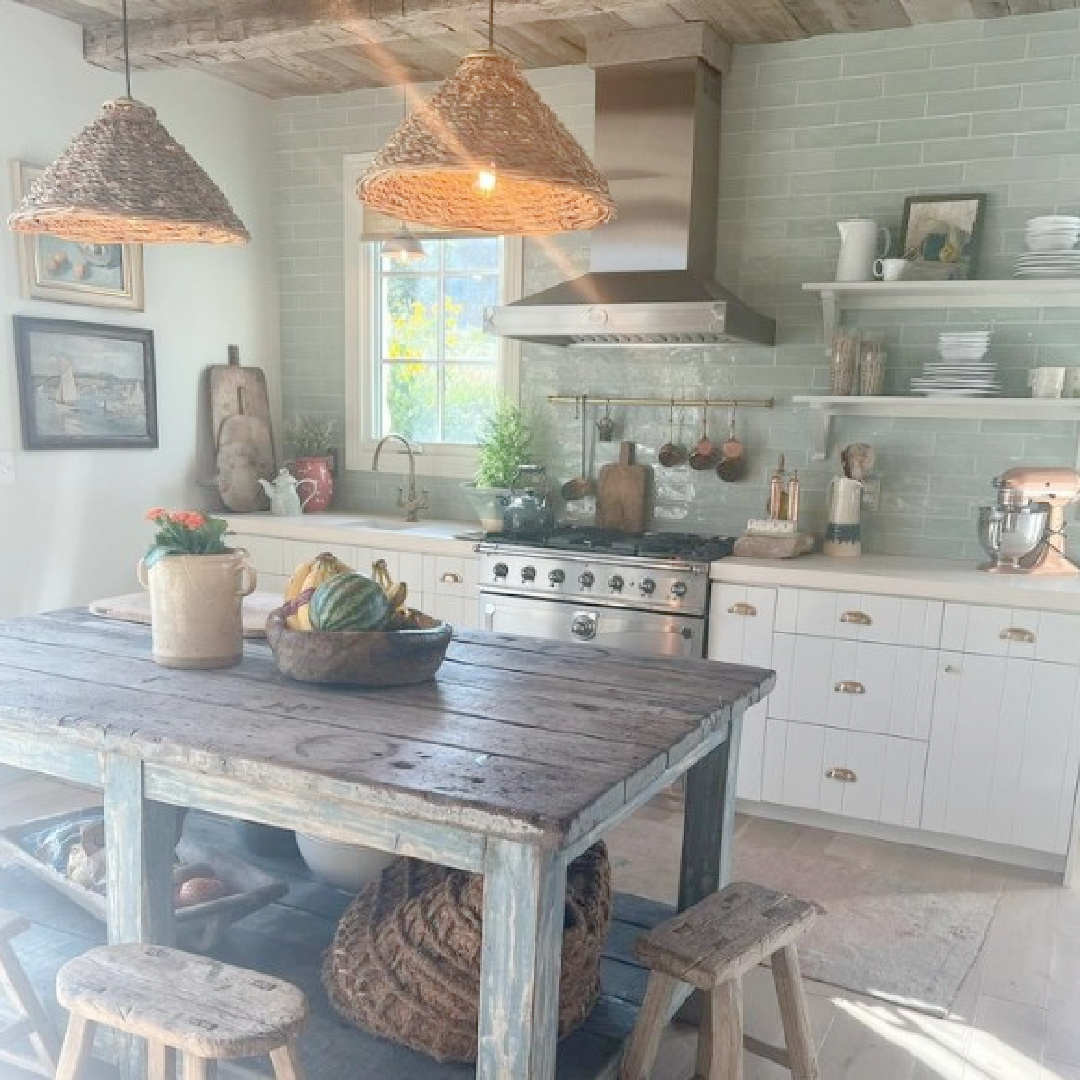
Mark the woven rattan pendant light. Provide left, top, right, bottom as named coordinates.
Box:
left=359, top=0, right=614, bottom=235
left=380, top=66, right=427, bottom=265
left=7, top=0, right=249, bottom=244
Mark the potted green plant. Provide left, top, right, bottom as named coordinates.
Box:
left=463, top=399, right=535, bottom=532
left=284, top=415, right=339, bottom=513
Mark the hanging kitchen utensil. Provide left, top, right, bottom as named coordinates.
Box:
left=596, top=399, right=615, bottom=442
left=561, top=397, right=596, bottom=501
left=717, top=406, right=746, bottom=483
left=658, top=400, right=687, bottom=468
left=689, top=400, right=718, bottom=471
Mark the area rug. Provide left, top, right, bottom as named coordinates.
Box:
left=732, top=842, right=1001, bottom=1017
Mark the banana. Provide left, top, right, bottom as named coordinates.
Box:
left=372, top=558, right=410, bottom=623
left=284, top=558, right=315, bottom=605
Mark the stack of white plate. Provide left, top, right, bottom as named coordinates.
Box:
left=1016, top=216, right=1080, bottom=277
left=911, top=330, right=1001, bottom=396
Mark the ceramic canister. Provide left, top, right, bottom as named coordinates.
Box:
left=823, top=476, right=863, bottom=557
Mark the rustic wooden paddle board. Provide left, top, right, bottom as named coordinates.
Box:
left=209, top=345, right=275, bottom=512
left=89, top=591, right=281, bottom=638
left=596, top=441, right=649, bottom=533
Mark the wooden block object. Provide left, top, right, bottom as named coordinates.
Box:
left=635, top=881, right=818, bottom=991
left=733, top=533, right=815, bottom=559
left=0, top=908, right=60, bottom=1078
left=56, top=944, right=308, bottom=1079
left=597, top=441, right=649, bottom=533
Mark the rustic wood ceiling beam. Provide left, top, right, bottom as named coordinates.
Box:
left=82, top=0, right=672, bottom=70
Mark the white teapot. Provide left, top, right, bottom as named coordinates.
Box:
left=258, top=468, right=316, bottom=516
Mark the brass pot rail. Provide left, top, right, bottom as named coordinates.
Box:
left=546, top=394, right=774, bottom=409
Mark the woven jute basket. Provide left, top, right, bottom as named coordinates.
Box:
left=323, top=843, right=611, bottom=1062
left=358, top=51, right=615, bottom=235
left=7, top=97, right=250, bottom=244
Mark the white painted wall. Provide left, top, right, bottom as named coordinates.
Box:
left=0, top=1, right=278, bottom=617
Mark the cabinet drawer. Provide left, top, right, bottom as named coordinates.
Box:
left=231, top=534, right=283, bottom=577
left=762, top=719, right=926, bottom=828
left=708, top=584, right=776, bottom=667
left=423, top=555, right=478, bottom=598
left=775, top=588, right=941, bottom=648
left=769, top=633, right=935, bottom=741
left=942, top=603, right=1080, bottom=664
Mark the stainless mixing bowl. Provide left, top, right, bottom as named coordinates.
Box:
left=978, top=503, right=1049, bottom=570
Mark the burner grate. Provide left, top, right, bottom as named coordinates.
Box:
left=483, top=527, right=735, bottom=561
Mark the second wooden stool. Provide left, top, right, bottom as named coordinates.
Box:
left=621, top=881, right=820, bottom=1080
left=54, top=943, right=308, bottom=1080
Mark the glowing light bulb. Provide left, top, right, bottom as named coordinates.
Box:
left=475, top=169, right=498, bottom=194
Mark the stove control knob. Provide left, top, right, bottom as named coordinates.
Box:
left=578, top=571, right=595, bottom=588
left=640, top=578, right=656, bottom=596
left=608, top=574, right=625, bottom=593
left=521, top=566, right=537, bottom=582
left=493, top=562, right=509, bottom=579
left=671, top=580, right=688, bottom=598
left=548, top=569, right=566, bottom=585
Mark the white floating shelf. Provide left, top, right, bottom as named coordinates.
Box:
left=792, top=395, right=1080, bottom=460
left=803, top=279, right=1080, bottom=341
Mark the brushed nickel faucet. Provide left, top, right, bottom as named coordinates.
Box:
left=371, top=433, right=429, bottom=522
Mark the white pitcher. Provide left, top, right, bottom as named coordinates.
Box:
left=836, top=219, right=891, bottom=282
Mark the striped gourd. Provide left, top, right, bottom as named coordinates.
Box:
left=309, top=573, right=391, bottom=632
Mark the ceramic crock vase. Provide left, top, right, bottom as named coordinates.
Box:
left=291, top=456, right=334, bottom=512
left=137, top=550, right=257, bottom=669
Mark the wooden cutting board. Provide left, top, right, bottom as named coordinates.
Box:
left=210, top=345, right=275, bottom=512
left=89, top=592, right=282, bottom=638
left=597, top=441, right=649, bottom=533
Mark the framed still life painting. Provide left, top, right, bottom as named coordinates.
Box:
left=9, top=161, right=145, bottom=310
left=900, top=193, right=987, bottom=281
left=13, top=316, right=158, bottom=450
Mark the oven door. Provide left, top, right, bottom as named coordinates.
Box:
left=479, top=592, right=704, bottom=660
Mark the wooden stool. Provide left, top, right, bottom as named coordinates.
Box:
left=55, top=943, right=308, bottom=1080
left=0, top=909, right=60, bottom=1077
left=621, top=882, right=820, bottom=1080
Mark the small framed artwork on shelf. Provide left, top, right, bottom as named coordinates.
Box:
left=9, top=161, right=145, bottom=310
left=900, top=193, right=987, bottom=281
left=14, top=316, right=158, bottom=450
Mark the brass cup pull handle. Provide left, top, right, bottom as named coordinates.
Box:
left=834, top=680, right=865, bottom=695
left=840, top=610, right=872, bottom=626
left=825, top=767, right=857, bottom=783
left=999, top=626, right=1035, bottom=644
left=441, top=571, right=463, bottom=584
left=727, top=602, right=758, bottom=617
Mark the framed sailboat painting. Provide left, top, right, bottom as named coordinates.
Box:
left=10, top=161, right=145, bottom=311
left=13, top=317, right=157, bottom=450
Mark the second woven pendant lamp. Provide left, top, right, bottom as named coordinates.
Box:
left=7, top=0, right=249, bottom=244
left=359, top=3, right=614, bottom=235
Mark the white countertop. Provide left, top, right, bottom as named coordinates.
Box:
left=223, top=513, right=482, bottom=556
left=711, top=553, right=1080, bottom=613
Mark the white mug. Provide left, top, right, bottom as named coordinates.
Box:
left=874, top=258, right=908, bottom=282
left=1029, top=366, right=1066, bottom=398
left=1064, top=368, right=1080, bottom=398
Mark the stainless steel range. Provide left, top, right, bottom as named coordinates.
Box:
left=477, top=529, right=735, bottom=659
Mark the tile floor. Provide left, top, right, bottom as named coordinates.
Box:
left=1, top=771, right=1078, bottom=1080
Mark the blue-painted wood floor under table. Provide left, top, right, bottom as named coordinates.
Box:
left=0, top=811, right=672, bottom=1080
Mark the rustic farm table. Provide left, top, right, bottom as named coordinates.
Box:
left=0, top=609, right=773, bottom=1080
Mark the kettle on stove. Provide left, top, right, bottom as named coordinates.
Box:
left=502, top=465, right=553, bottom=537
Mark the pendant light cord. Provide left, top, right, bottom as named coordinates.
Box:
left=488, top=0, right=494, bottom=51
left=121, top=0, right=132, bottom=97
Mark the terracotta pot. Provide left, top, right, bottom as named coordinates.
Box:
left=137, top=550, right=257, bottom=669
left=291, top=456, right=334, bottom=512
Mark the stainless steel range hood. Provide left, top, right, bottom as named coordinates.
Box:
left=486, top=27, right=775, bottom=348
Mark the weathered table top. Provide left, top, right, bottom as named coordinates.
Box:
left=0, top=609, right=773, bottom=849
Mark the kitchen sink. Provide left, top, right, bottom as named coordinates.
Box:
left=338, top=518, right=417, bottom=531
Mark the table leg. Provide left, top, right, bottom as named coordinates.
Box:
left=103, top=755, right=180, bottom=1079
left=676, top=710, right=743, bottom=1027
left=477, top=839, right=566, bottom=1080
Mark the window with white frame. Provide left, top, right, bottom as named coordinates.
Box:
left=344, top=155, right=521, bottom=477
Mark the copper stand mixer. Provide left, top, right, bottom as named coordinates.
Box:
left=978, top=466, right=1080, bottom=575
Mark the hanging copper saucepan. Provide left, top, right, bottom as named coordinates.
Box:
left=689, top=400, right=719, bottom=471
left=658, top=400, right=687, bottom=467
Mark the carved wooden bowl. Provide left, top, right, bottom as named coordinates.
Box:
left=265, top=607, right=452, bottom=686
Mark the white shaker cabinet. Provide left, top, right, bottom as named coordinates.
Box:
left=708, top=584, right=776, bottom=801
